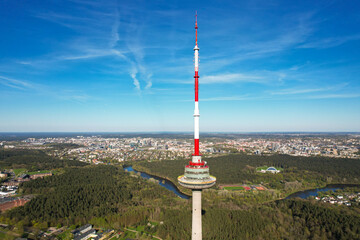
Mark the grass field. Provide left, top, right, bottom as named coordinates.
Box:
left=223, top=186, right=244, bottom=191
left=27, top=170, right=51, bottom=175
left=124, top=225, right=160, bottom=240
left=256, top=166, right=269, bottom=171
left=13, top=168, right=27, bottom=176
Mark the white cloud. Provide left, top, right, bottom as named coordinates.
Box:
left=201, top=73, right=263, bottom=84
left=130, top=68, right=140, bottom=91
left=201, top=95, right=255, bottom=101
left=307, top=93, right=360, bottom=99
left=298, top=34, right=360, bottom=49
left=270, top=87, right=331, bottom=95
left=0, top=75, right=95, bottom=103
left=29, top=4, right=152, bottom=92
left=0, top=76, right=33, bottom=90
left=270, top=83, right=349, bottom=95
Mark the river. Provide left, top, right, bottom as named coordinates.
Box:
left=286, top=184, right=360, bottom=199
left=124, top=166, right=358, bottom=201
left=123, top=166, right=190, bottom=199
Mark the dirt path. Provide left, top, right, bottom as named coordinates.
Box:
left=124, top=227, right=163, bottom=240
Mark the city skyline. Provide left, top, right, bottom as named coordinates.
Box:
left=1, top=0, right=360, bottom=132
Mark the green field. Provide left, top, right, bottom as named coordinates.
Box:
left=256, top=166, right=268, bottom=171
left=13, top=168, right=27, bottom=176
left=223, top=186, right=244, bottom=191
left=27, top=170, right=51, bottom=175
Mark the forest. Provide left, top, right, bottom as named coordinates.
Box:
left=3, top=165, right=178, bottom=226
left=134, top=154, right=360, bottom=193
left=1, top=152, right=360, bottom=239
left=4, top=165, right=360, bottom=240
left=0, top=149, right=87, bottom=170
left=156, top=198, right=360, bottom=240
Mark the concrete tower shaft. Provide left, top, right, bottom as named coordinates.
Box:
left=192, top=190, right=202, bottom=240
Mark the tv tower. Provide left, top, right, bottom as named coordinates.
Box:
left=178, top=12, right=216, bottom=240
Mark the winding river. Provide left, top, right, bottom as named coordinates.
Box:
left=286, top=184, right=360, bottom=199
left=123, top=166, right=358, bottom=201
left=123, top=166, right=190, bottom=199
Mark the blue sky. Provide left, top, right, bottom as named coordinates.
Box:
left=0, top=0, right=359, bottom=132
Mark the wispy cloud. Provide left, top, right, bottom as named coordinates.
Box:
left=31, top=3, right=154, bottom=92
left=110, top=8, right=120, bottom=48
left=0, top=76, right=33, bottom=90
left=270, top=86, right=334, bottom=95
left=58, top=93, right=91, bottom=103
left=124, top=21, right=153, bottom=91
left=307, top=93, right=360, bottom=99
left=179, top=95, right=257, bottom=102
left=201, top=73, right=263, bottom=84
left=289, top=62, right=310, bottom=71
left=59, top=49, right=117, bottom=60
left=35, top=12, right=92, bottom=31
left=167, top=73, right=265, bottom=85
left=200, top=12, right=315, bottom=72
left=130, top=67, right=140, bottom=91
left=0, top=75, right=93, bottom=104
left=168, top=71, right=287, bottom=85
left=299, top=34, right=360, bottom=49
left=199, top=91, right=360, bottom=102
left=201, top=95, right=257, bottom=101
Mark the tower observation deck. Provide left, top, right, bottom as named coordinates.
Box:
left=177, top=12, right=216, bottom=240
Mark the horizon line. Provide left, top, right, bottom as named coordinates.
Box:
left=0, top=131, right=359, bottom=134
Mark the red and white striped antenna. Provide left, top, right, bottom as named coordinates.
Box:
left=193, top=11, right=201, bottom=161
left=177, top=13, right=216, bottom=239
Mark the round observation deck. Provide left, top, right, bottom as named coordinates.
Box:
left=178, top=175, right=216, bottom=189
left=178, top=162, right=216, bottom=189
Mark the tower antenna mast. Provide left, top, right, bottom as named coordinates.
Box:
left=195, top=11, right=198, bottom=45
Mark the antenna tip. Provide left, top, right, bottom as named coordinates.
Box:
left=195, top=11, right=198, bottom=29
